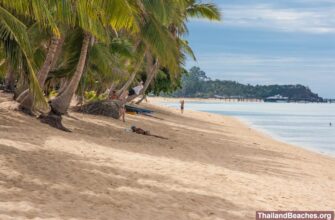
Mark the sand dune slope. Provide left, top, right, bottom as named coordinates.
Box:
left=0, top=93, right=334, bottom=220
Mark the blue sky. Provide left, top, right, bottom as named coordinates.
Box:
left=186, top=0, right=335, bottom=98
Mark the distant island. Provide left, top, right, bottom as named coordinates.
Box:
left=164, top=67, right=330, bottom=103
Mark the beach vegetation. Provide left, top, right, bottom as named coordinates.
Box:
left=0, top=0, right=221, bottom=130
left=169, top=66, right=323, bottom=101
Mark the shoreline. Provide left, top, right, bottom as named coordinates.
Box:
left=148, top=96, right=335, bottom=158
left=1, top=93, right=335, bottom=219
left=148, top=96, right=335, bottom=104
left=148, top=96, right=258, bottom=103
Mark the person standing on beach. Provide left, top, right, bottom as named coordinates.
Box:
left=111, top=90, right=128, bottom=123
left=180, top=100, right=185, bottom=114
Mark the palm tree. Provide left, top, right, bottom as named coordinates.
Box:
left=3, top=0, right=135, bottom=114
left=1, top=0, right=221, bottom=131
left=116, top=54, right=145, bottom=97
left=123, top=0, right=183, bottom=102
left=0, top=4, right=48, bottom=109
left=40, top=0, right=139, bottom=130
left=18, top=35, right=64, bottom=112
left=127, top=0, right=221, bottom=102
left=49, top=32, right=91, bottom=115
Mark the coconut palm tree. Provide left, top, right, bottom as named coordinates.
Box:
left=17, top=34, right=64, bottom=112
left=126, top=0, right=221, bottom=102
left=39, top=0, right=140, bottom=130
left=0, top=4, right=48, bottom=109
left=1, top=0, right=135, bottom=114
left=49, top=32, right=91, bottom=114
left=123, top=0, right=183, bottom=102
left=80, top=38, right=135, bottom=97
left=1, top=0, right=221, bottom=131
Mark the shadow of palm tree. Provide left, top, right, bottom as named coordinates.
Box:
left=0, top=144, right=245, bottom=219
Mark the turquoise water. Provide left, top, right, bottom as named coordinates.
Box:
left=158, top=101, right=335, bottom=156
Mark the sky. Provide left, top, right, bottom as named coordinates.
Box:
left=186, top=0, right=335, bottom=98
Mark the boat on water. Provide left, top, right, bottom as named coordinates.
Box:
left=264, top=94, right=289, bottom=103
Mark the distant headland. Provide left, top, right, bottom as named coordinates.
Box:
left=163, top=67, right=334, bottom=103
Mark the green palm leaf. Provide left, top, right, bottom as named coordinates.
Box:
left=0, top=5, right=47, bottom=110
left=0, top=0, right=60, bottom=36
left=186, top=2, right=221, bottom=21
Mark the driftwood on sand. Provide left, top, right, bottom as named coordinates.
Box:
left=74, top=100, right=122, bottom=119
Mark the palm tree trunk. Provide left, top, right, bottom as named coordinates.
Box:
left=57, top=78, right=70, bottom=95
left=127, top=54, right=159, bottom=102
left=117, top=72, right=136, bottom=97
left=116, top=55, right=145, bottom=98
left=4, top=65, right=15, bottom=92
left=50, top=36, right=65, bottom=70
left=40, top=32, right=91, bottom=131
left=142, top=62, right=158, bottom=93
left=135, top=94, right=147, bottom=105
left=50, top=32, right=91, bottom=115
left=126, top=65, right=158, bottom=102
left=18, top=36, right=62, bottom=112
left=37, top=36, right=61, bottom=85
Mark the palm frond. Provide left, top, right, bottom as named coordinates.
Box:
left=0, top=0, right=60, bottom=36
left=49, top=28, right=83, bottom=79
left=0, top=5, right=47, bottom=110
left=187, top=3, right=221, bottom=21
left=179, top=38, right=196, bottom=61
left=141, top=15, right=180, bottom=74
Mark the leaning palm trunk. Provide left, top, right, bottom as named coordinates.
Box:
left=135, top=94, right=147, bottom=105
left=50, top=36, right=65, bottom=70
left=117, top=72, right=136, bottom=97
left=4, top=65, right=15, bottom=92
left=18, top=36, right=62, bottom=112
left=127, top=56, right=159, bottom=102
left=40, top=32, right=91, bottom=131
left=51, top=32, right=90, bottom=113
left=57, top=78, right=70, bottom=95
left=116, top=55, right=145, bottom=98
left=142, top=63, right=158, bottom=92
left=126, top=63, right=158, bottom=102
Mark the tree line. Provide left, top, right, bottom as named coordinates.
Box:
left=0, top=0, right=221, bottom=130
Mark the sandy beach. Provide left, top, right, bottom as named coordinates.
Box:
left=0, top=92, right=334, bottom=220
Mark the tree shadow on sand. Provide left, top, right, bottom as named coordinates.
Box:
left=0, top=106, right=317, bottom=219
left=0, top=144, right=246, bottom=220
left=0, top=106, right=311, bottom=180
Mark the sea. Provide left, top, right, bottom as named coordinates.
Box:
left=157, top=101, right=335, bottom=156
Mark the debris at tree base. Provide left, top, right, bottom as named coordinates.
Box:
left=74, top=100, right=122, bottom=119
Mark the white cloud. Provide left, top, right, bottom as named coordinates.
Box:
left=195, top=4, right=335, bottom=33
left=186, top=1, right=335, bottom=97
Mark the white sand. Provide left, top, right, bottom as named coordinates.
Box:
left=0, top=92, right=334, bottom=220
